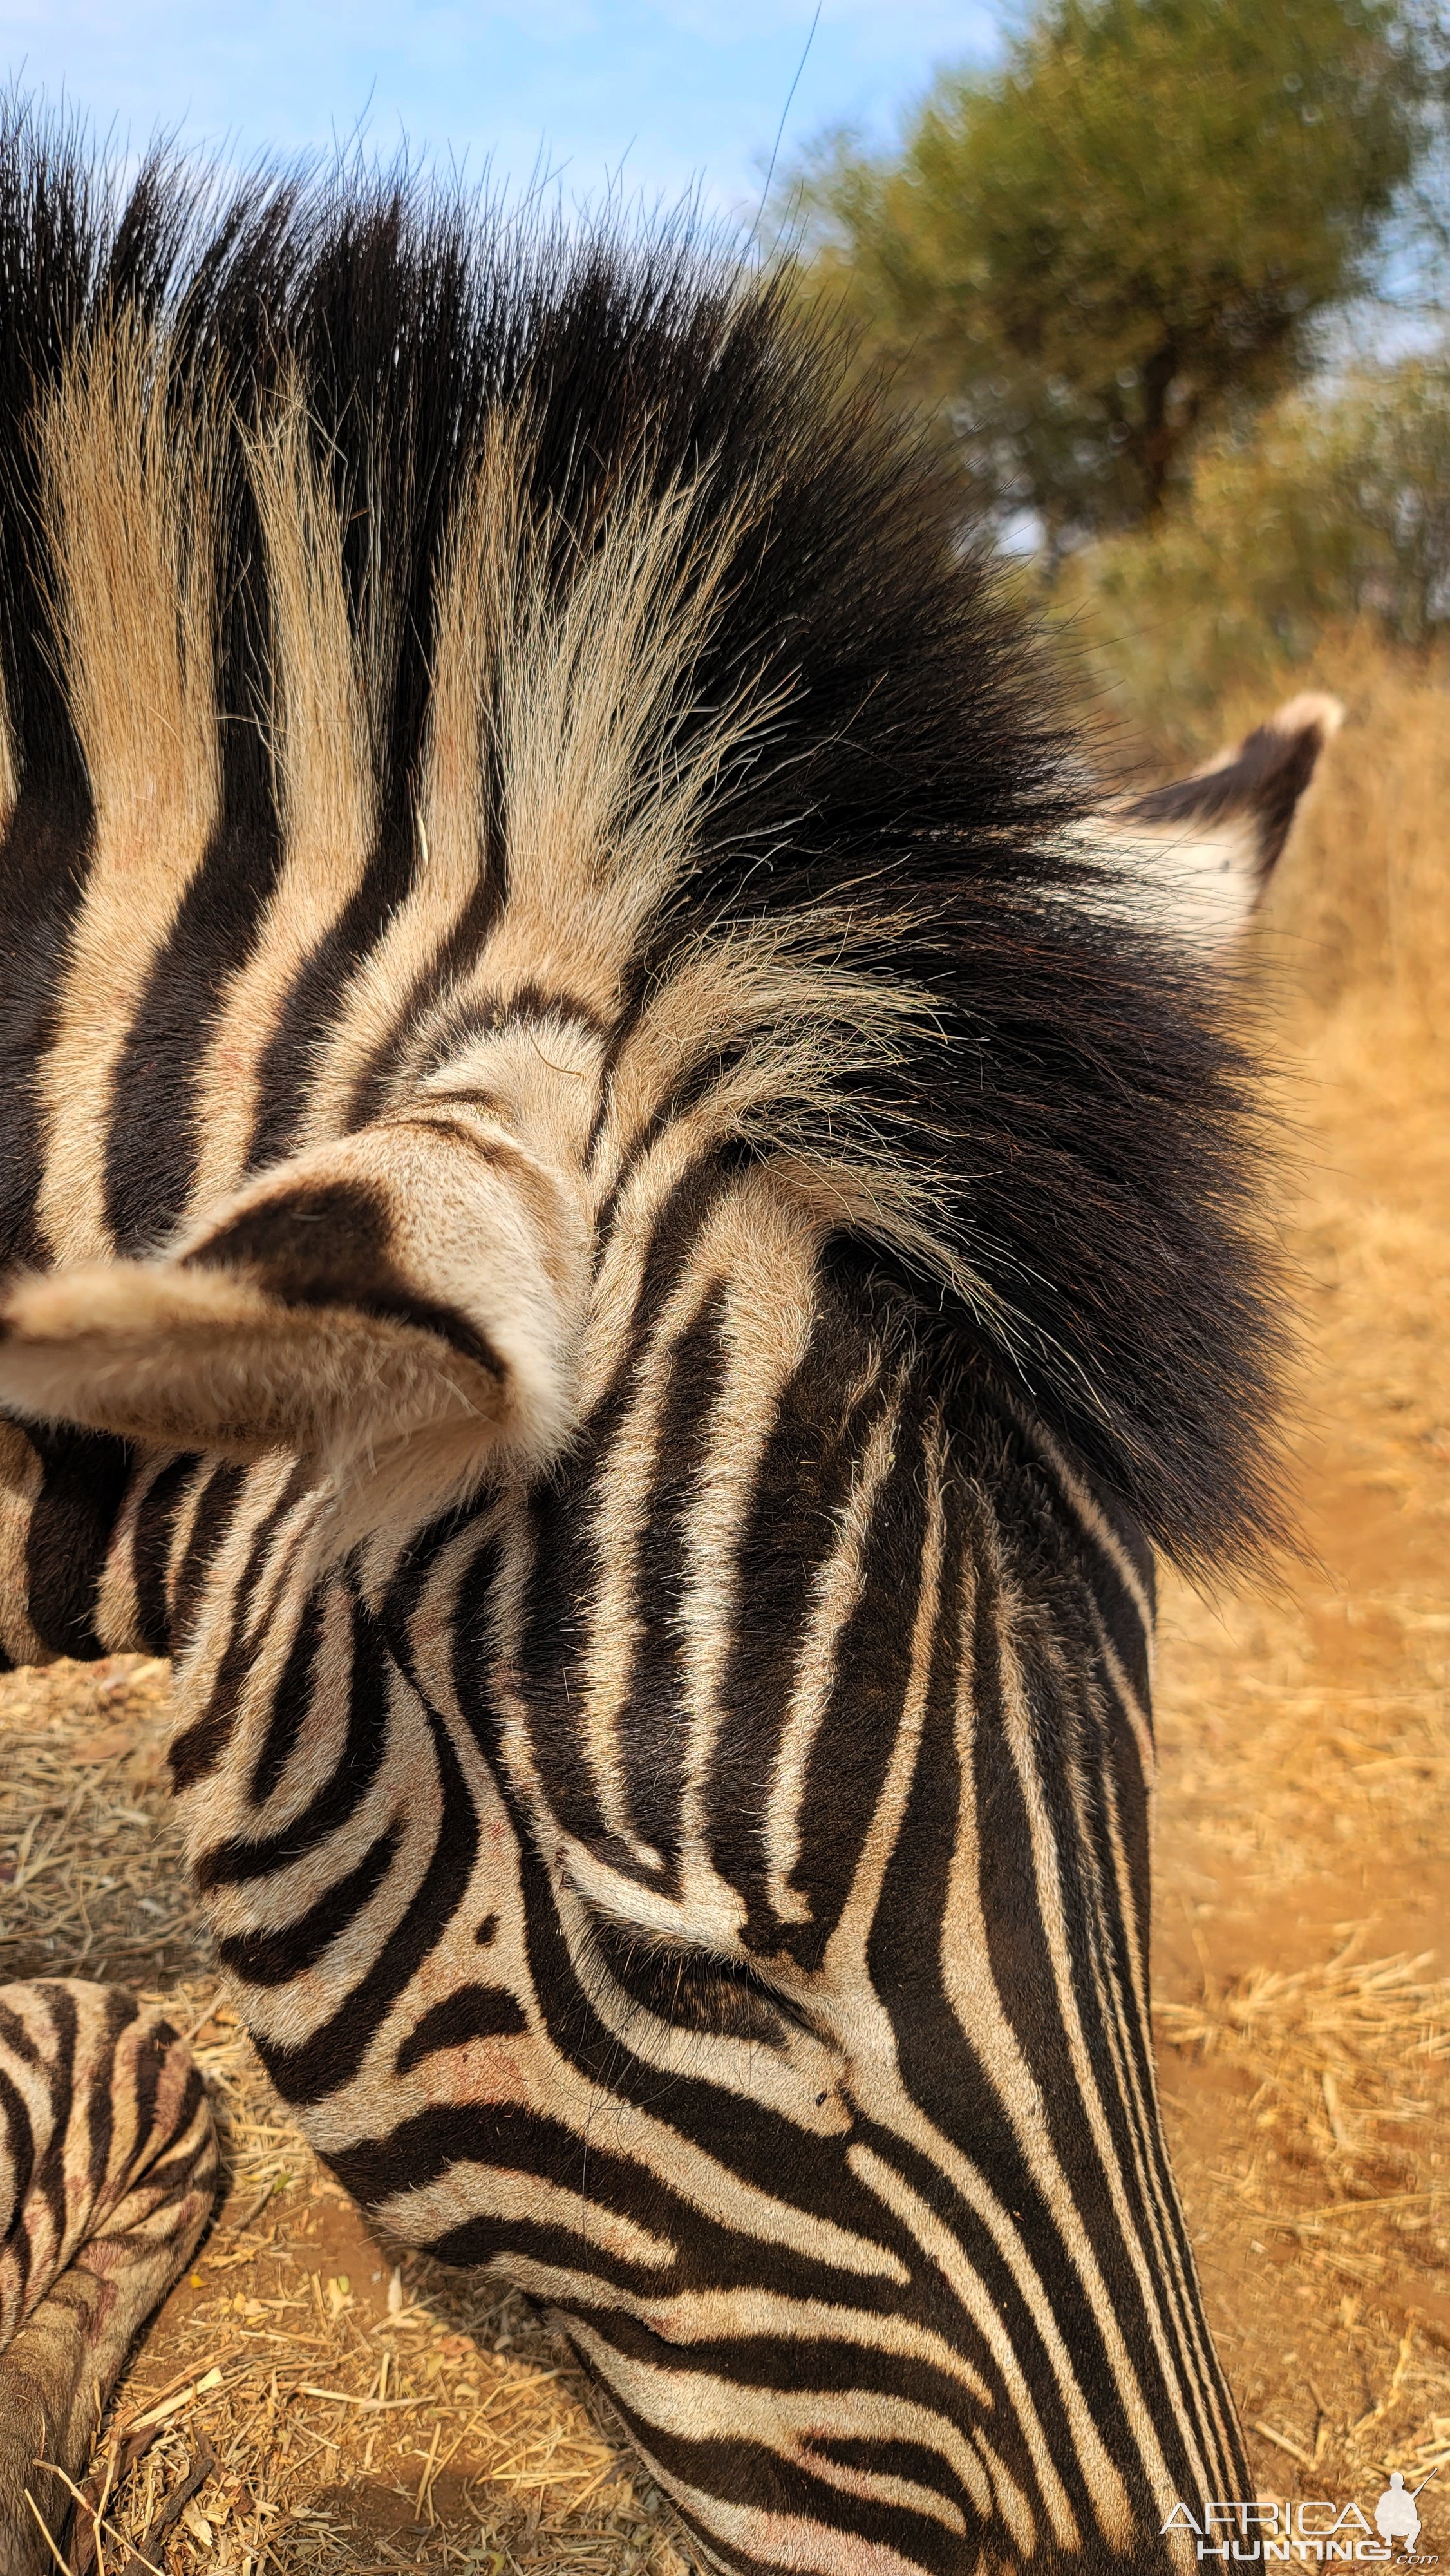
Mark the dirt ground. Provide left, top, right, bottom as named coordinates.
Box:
left=1, top=1003, right=1446, bottom=2571
left=1150, top=1018, right=1450, bottom=2530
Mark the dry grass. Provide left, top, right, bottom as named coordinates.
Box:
left=1145, top=639, right=1450, bottom=2518
left=0, top=1659, right=690, bottom=2576
left=3, top=632, right=1449, bottom=2562
left=1156, top=1940, right=1450, bottom=2317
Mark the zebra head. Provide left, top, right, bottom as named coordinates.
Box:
left=0, top=1117, right=1248, bottom=2573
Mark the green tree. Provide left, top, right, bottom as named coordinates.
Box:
left=1050, top=356, right=1450, bottom=743
left=784, top=0, right=1445, bottom=544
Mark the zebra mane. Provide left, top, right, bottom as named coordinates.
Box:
left=0, top=97, right=1285, bottom=1569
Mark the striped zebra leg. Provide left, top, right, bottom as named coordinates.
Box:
left=0, top=1983, right=219, bottom=2573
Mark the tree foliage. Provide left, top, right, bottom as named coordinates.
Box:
left=785, top=0, right=1446, bottom=541
left=1053, top=358, right=1450, bottom=739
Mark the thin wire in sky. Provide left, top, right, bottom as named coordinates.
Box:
left=751, top=1, right=822, bottom=243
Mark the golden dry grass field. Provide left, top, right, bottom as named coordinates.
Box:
left=1, top=641, right=1447, bottom=2571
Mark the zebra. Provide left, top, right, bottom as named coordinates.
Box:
left=0, top=108, right=1324, bottom=2575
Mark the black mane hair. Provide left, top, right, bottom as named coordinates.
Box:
left=0, top=96, right=1285, bottom=1571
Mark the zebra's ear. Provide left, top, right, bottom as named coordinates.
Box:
left=0, top=1119, right=588, bottom=1527
left=1095, top=692, right=1343, bottom=950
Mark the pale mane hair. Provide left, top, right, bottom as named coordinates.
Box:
left=0, top=130, right=1288, bottom=1566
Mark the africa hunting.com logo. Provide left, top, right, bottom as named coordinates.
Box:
left=1162, top=2474, right=1439, bottom=2562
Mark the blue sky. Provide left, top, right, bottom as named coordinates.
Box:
left=0, top=3, right=998, bottom=230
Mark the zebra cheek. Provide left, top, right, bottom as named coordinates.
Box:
left=411, top=2036, right=531, bottom=2108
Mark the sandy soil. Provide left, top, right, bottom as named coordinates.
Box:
left=1, top=1009, right=1446, bottom=2570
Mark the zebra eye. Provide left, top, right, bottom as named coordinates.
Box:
left=585, top=1917, right=797, bottom=2044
